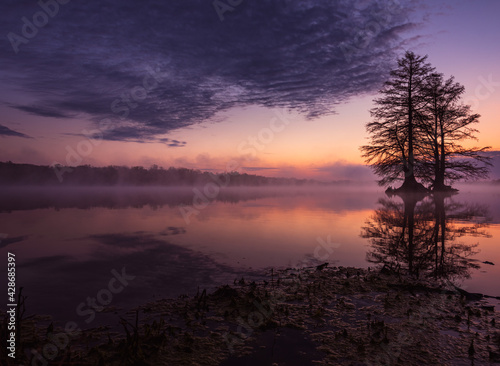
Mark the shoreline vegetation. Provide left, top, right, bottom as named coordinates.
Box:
left=1, top=161, right=499, bottom=188
left=2, top=266, right=499, bottom=365
left=0, top=161, right=343, bottom=187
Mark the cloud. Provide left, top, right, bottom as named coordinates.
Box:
left=66, top=131, right=187, bottom=146
left=157, top=138, right=187, bottom=147
left=12, top=104, right=73, bottom=118
left=242, top=167, right=279, bottom=172
left=0, top=0, right=424, bottom=142
left=0, top=124, right=31, bottom=138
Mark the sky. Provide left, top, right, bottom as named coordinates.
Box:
left=0, top=0, right=499, bottom=181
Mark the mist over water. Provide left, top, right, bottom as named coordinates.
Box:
left=0, top=184, right=380, bottom=211
left=0, top=184, right=499, bottom=325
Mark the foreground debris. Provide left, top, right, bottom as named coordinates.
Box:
left=3, top=266, right=500, bottom=365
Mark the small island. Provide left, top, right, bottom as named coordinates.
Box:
left=361, top=51, right=491, bottom=195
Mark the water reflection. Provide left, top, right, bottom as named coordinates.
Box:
left=1, top=185, right=498, bottom=325
left=362, top=191, right=491, bottom=281
left=0, top=186, right=380, bottom=323
left=0, top=186, right=295, bottom=212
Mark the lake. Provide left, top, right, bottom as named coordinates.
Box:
left=1, top=185, right=499, bottom=326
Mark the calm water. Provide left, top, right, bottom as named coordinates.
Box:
left=1, top=185, right=499, bottom=325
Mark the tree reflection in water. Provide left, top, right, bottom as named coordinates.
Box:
left=361, top=191, right=491, bottom=282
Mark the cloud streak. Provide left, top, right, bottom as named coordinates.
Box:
left=0, top=124, right=31, bottom=138
left=12, top=104, right=73, bottom=119
left=0, top=0, right=423, bottom=142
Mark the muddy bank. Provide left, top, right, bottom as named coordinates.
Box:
left=3, top=266, right=500, bottom=365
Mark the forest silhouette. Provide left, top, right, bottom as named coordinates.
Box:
left=0, top=161, right=324, bottom=186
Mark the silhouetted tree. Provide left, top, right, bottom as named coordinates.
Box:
left=362, top=51, right=491, bottom=191
left=361, top=51, right=434, bottom=191
left=418, top=73, right=491, bottom=190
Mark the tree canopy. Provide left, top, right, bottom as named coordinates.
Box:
left=361, top=51, right=491, bottom=192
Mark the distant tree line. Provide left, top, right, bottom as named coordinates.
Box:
left=0, top=161, right=325, bottom=186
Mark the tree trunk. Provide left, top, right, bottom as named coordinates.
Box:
left=433, top=194, right=446, bottom=276
left=433, top=98, right=440, bottom=190
left=400, top=192, right=426, bottom=276
left=406, top=196, right=415, bottom=275
left=399, top=59, right=427, bottom=193
left=406, top=63, right=416, bottom=187
left=398, top=170, right=428, bottom=193
left=433, top=121, right=449, bottom=191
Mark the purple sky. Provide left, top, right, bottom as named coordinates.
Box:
left=0, top=0, right=499, bottom=180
